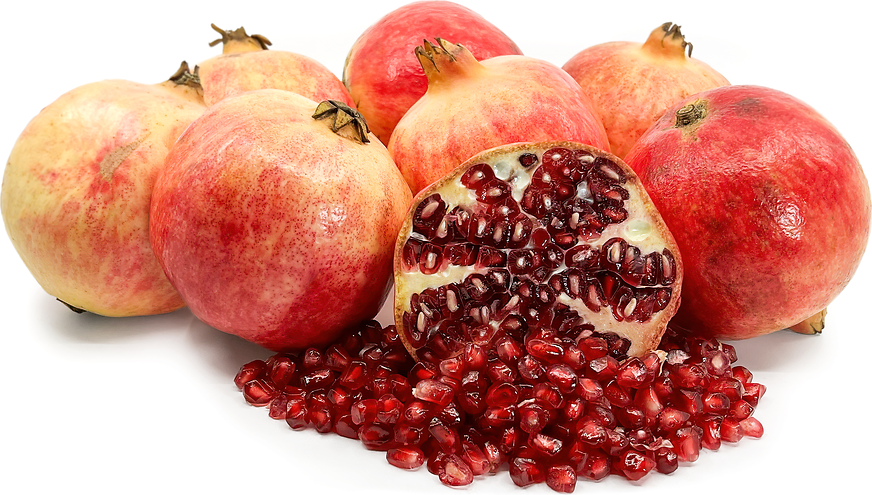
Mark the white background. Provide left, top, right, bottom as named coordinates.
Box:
left=1, top=1, right=869, bottom=493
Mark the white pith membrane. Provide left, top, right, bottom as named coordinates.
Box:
left=395, top=143, right=680, bottom=360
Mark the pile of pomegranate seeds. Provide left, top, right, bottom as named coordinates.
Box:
left=234, top=320, right=764, bottom=492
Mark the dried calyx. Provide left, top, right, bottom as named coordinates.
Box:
left=313, top=100, right=371, bottom=144
left=209, top=23, right=272, bottom=53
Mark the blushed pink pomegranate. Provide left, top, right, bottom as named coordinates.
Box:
left=563, top=23, right=729, bottom=159
left=393, top=141, right=681, bottom=361
left=197, top=24, right=355, bottom=108
left=343, top=0, right=523, bottom=144
left=625, top=85, right=871, bottom=340
left=1, top=62, right=205, bottom=316
left=388, top=39, right=610, bottom=195
left=149, top=91, right=412, bottom=350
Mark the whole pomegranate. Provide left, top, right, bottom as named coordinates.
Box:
left=388, top=39, right=610, bottom=195
left=394, top=141, right=683, bottom=360
left=625, top=85, right=871, bottom=340
left=197, top=24, right=355, bottom=108
left=149, top=90, right=412, bottom=351
left=563, top=22, right=729, bottom=159
left=1, top=62, right=205, bottom=316
left=343, top=0, right=523, bottom=144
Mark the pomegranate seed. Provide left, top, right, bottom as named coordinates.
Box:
left=377, top=394, right=403, bottom=424
left=729, top=399, right=754, bottom=420
left=429, top=418, right=460, bottom=453
left=519, top=402, right=551, bottom=434
left=619, top=450, right=656, bottom=481
left=358, top=423, right=395, bottom=451
left=285, top=397, right=308, bottom=430
left=700, top=415, right=722, bottom=450
left=671, top=426, right=701, bottom=462
left=242, top=379, right=277, bottom=406
left=235, top=360, right=267, bottom=389
left=703, top=391, right=731, bottom=415
left=529, top=431, right=564, bottom=457
left=334, top=414, right=358, bottom=439
left=546, top=363, right=579, bottom=394
left=350, top=399, right=378, bottom=426
left=616, top=357, right=650, bottom=389
left=739, top=417, right=764, bottom=438
left=655, top=447, right=679, bottom=474
left=577, top=418, right=607, bottom=446
left=743, top=382, right=767, bottom=407
left=413, top=379, right=455, bottom=407
left=510, top=457, right=546, bottom=487
left=546, top=464, right=577, bottom=493
left=731, top=365, right=754, bottom=384
left=720, top=417, right=745, bottom=443
left=386, top=446, right=426, bottom=470
left=459, top=440, right=491, bottom=475
left=439, top=454, right=473, bottom=487
left=307, top=394, right=334, bottom=433
left=579, top=452, right=610, bottom=480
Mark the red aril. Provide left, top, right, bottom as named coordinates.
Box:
left=342, top=0, right=522, bottom=144
left=625, top=85, right=871, bottom=340
left=563, top=23, right=728, bottom=158
left=234, top=316, right=766, bottom=492
left=149, top=91, right=412, bottom=351
left=388, top=39, right=610, bottom=194
left=1, top=62, right=205, bottom=316
left=197, top=24, right=354, bottom=108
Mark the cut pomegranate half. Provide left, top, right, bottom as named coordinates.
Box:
left=394, top=142, right=683, bottom=363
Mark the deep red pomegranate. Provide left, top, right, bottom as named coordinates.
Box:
left=234, top=318, right=767, bottom=491
left=563, top=22, right=729, bottom=159
left=197, top=24, right=355, bottom=108
left=343, top=0, right=523, bottom=144
left=1, top=62, right=205, bottom=316
left=388, top=39, right=610, bottom=195
left=624, top=85, right=871, bottom=340
left=149, top=91, right=412, bottom=350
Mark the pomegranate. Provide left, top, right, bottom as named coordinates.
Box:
left=197, top=24, right=355, bottom=108
left=342, top=0, right=523, bottom=144
left=388, top=39, right=610, bottom=195
left=234, top=318, right=767, bottom=491
left=563, top=22, right=729, bottom=159
left=624, top=85, right=871, bottom=340
left=1, top=62, right=205, bottom=316
left=393, top=141, right=681, bottom=361
left=149, top=91, right=412, bottom=351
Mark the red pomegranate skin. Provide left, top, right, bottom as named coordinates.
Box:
left=150, top=90, right=412, bottom=351
left=625, top=85, right=871, bottom=339
left=343, top=0, right=522, bottom=144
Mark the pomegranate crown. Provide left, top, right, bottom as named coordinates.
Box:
left=209, top=24, right=272, bottom=51
left=167, top=61, right=202, bottom=89
left=658, top=22, right=693, bottom=58
left=312, top=100, right=371, bottom=144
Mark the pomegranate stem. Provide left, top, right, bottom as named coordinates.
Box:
left=313, top=100, right=371, bottom=144
left=209, top=24, right=271, bottom=54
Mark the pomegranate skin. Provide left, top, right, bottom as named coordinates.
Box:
left=1, top=71, right=205, bottom=316
left=343, top=0, right=523, bottom=144
left=563, top=23, right=729, bottom=159
left=150, top=90, right=412, bottom=351
left=389, top=40, right=609, bottom=195
left=625, top=85, right=871, bottom=340
left=198, top=25, right=354, bottom=108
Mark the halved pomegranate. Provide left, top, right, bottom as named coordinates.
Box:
left=393, top=141, right=683, bottom=363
